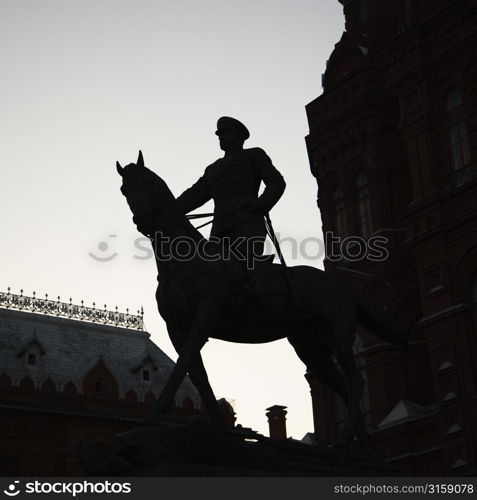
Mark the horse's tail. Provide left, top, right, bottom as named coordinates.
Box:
left=356, top=295, right=407, bottom=347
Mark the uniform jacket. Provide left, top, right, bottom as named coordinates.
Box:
left=176, top=148, right=286, bottom=236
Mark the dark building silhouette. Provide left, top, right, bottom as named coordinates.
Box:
left=305, top=0, right=477, bottom=475
left=0, top=289, right=236, bottom=476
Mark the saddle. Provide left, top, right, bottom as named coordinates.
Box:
left=234, top=255, right=302, bottom=321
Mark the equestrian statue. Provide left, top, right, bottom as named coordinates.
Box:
left=115, top=118, right=406, bottom=455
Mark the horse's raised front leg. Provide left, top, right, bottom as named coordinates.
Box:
left=142, top=298, right=220, bottom=425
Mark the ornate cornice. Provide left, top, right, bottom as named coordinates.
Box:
left=0, top=288, right=144, bottom=331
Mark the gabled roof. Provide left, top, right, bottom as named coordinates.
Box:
left=129, top=352, right=158, bottom=373
left=378, top=399, right=436, bottom=429
left=16, top=329, right=47, bottom=357
left=0, top=307, right=200, bottom=406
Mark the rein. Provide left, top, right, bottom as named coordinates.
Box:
left=150, top=205, right=301, bottom=307
left=147, top=212, right=214, bottom=232
left=264, top=213, right=302, bottom=308
left=148, top=212, right=214, bottom=286
left=186, top=212, right=214, bottom=230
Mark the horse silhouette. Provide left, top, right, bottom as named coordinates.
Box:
left=116, top=151, right=405, bottom=452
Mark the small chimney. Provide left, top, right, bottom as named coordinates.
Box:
left=266, top=405, right=287, bottom=439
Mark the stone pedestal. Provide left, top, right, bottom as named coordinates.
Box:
left=76, top=417, right=406, bottom=477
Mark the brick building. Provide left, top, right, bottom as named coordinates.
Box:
left=0, top=289, right=235, bottom=476
left=305, top=0, right=477, bottom=475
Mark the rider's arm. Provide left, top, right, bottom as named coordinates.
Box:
left=252, top=148, right=286, bottom=213
left=176, top=171, right=212, bottom=214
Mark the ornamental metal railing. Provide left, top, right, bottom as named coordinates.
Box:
left=0, top=288, right=144, bottom=331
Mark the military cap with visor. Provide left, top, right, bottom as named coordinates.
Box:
left=215, top=116, right=250, bottom=141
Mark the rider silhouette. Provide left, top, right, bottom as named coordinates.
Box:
left=176, top=116, right=286, bottom=297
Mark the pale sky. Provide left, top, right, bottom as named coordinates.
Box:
left=0, top=0, right=344, bottom=438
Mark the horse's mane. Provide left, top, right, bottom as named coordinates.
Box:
left=128, top=164, right=206, bottom=242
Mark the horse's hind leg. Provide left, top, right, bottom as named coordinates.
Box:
left=333, top=319, right=372, bottom=453
left=289, top=335, right=349, bottom=402
left=287, top=331, right=350, bottom=423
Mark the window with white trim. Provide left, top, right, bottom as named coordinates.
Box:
left=446, top=90, right=472, bottom=186
left=471, top=274, right=477, bottom=327
left=400, top=0, right=412, bottom=31
left=333, top=187, right=348, bottom=238
left=357, top=173, right=373, bottom=238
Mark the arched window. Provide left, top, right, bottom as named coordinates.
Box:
left=357, top=173, right=373, bottom=238
left=333, top=187, right=347, bottom=238
left=446, top=90, right=471, bottom=186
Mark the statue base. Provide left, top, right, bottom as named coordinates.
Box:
left=75, top=417, right=405, bottom=477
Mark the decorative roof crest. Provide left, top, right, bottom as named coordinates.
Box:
left=0, top=287, right=144, bottom=331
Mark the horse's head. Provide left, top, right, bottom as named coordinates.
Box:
left=116, top=151, right=164, bottom=235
